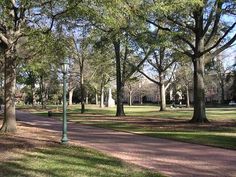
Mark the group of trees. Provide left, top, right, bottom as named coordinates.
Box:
left=0, top=0, right=235, bottom=132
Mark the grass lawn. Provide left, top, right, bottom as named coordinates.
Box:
left=0, top=134, right=162, bottom=177
left=18, top=104, right=236, bottom=150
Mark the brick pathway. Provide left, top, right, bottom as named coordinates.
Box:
left=16, top=111, right=236, bottom=177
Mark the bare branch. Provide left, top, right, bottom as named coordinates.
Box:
left=165, top=63, right=177, bottom=87
left=177, top=35, right=195, bottom=52
left=163, top=60, right=176, bottom=71
left=136, top=67, right=160, bottom=85
left=211, top=33, right=236, bottom=58
left=122, top=44, right=128, bottom=82
left=205, top=1, right=223, bottom=46
left=147, top=58, right=160, bottom=72
left=175, top=48, right=193, bottom=58
left=0, top=33, right=10, bottom=46
left=146, top=19, right=171, bottom=31
left=124, top=49, right=152, bottom=82
left=203, top=0, right=217, bottom=35
left=203, top=22, right=236, bottom=55
left=167, top=17, right=195, bottom=32
left=10, top=0, right=16, bottom=6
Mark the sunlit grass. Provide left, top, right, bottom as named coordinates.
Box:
left=26, top=104, right=236, bottom=121
left=0, top=145, right=162, bottom=177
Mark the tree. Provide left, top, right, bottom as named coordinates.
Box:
left=69, top=26, right=92, bottom=113
left=72, top=1, right=152, bottom=116
left=17, top=69, right=38, bottom=106
left=88, top=44, right=115, bottom=108
left=0, top=0, right=28, bottom=132
left=227, top=59, right=236, bottom=101
left=137, top=47, right=177, bottom=111
left=174, top=62, right=193, bottom=108
left=67, top=61, right=79, bottom=106
left=124, top=76, right=143, bottom=106
left=146, top=0, right=236, bottom=122
left=0, top=0, right=71, bottom=132
left=206, top=54, right=233, bottom=104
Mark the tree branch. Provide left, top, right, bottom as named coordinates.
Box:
left=146, top=19, right=171, bottom=31
left=163, top=59, right=176, bottom=71
left=205, top=1, right=223, bottom=46
left=211, top=33, right=236, bottom=58
left=147, top=58, right=160, bottom=72
left=122, top=44, right=128, bottom=83
left=175, top=47, right=193, bottom=58
left=137, top=67, right=160, bottom=85
left=203, top=22, right=236, bottom=55
left=0, top=33, right=10, bottom=46
left=177, top=35, right=195, bottom=52
left=167, top=17, right=195, bottom=32
left=166, top=63, right=177, bottom=87
left=124, top=48, right=152, bottom=81
left=203, top=0, right=217, bottom=35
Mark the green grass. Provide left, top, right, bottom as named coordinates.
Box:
left=0, top=145, right=163, bottom=177
left=18, top=104, right=236, bottom=120
left=18, top=104, right=236, bottom=149
left=71, top=121, right=236, bottom=149
left=67, top=105, right=236, bottom=120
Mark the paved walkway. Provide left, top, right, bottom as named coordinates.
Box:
left=16, top=111, right=236, bottom=177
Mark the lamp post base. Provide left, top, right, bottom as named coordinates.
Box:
left=61, top=135, right=68, bottom=144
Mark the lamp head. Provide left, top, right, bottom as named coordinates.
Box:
left=61, top=59, right=69, bottom=74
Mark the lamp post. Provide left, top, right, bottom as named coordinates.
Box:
left=61, top=58, right=69, bottom=144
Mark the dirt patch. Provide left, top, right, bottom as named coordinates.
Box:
left=0, top=119, right=58, bottom=162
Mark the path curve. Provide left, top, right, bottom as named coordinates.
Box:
left=16, top=111, right=236, bottom=177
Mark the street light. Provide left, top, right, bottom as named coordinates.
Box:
left=61, top=58, right=69, bottom=144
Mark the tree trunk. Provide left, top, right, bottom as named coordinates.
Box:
left=44, top=86, right=48, bottom=109
left=80, top=72, right=85, bottom=114
left=169, top=89, right=173, bottom=102
left=95, top=92, right=98, bottom=105
left=114, top=40, right=125, bottom=116
left=116, top=83, right=125, bottom=116
left=40, top=76, right=46, bottom=109
left=86, top=94, right=89, bottom=104
left=190, top=57, right=209, bottom=123
left=159, top=83, right=166, bottom=111
left=31, top=84, right=36, bottom=107
left=220, top=78, right=225, bottom=104
left=68, top=88, right=74, bottom=106
left=100, top=86, right=104, bottom=108
left=186, top=86, right=190, bottom=108
left=129, top=91, right=132, bottom=106
left=140, top=95, right=143, bottom=104
left=0, top=55, right=16, bottom=133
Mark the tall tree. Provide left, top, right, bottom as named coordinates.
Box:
left=0, top=0, right=27, bottom=132
left=70, top=26, right=91, bottom=114
left=88, top=45, right=115, bottom=108
left=137, top=47, right=177, bottom=111
left=72, top=1, right=151, bottom=116
left=0, top=0, right=71, bottom=132
left=67, top=62, right=79, bottom=106
left=146, top=0, right=236, bottom=122
left=174, top=62, right=193, bottom=108
left=207, top=54, right=233, bottom=104
left=125, top=77, right=141, bottom=106
left=227, top=59, right=236, bottom=101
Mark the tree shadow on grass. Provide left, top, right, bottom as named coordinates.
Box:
left=0, top=145, right=162, bottom=177
left=0, top=134, right=36, bottom=153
